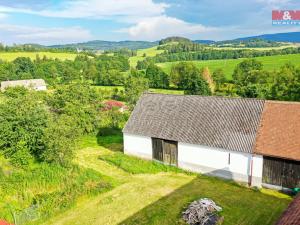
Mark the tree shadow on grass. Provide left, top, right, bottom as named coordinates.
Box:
left=118, top=170, right=289, bottom=225
left=97, top=127, right=123, bottom=152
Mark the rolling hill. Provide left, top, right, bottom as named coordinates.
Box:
left=156, top=54, right=300, bottom=80
left=50, top=40, right=158, bottom=51
left=234, top=32, right=300, bottom=43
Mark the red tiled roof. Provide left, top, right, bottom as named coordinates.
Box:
left=255, top=101, right=300, bottom=161
left=276, top=194, right=300, bottom=225
left=0, top=220, right=13, bottom=225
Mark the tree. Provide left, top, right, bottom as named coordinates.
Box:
left=184, top=71, right=211, bottom=96
left=270, top=63, right=300, bottom=101
left=170, top=62, right=198, bottom=88
left=0, top=91, right=49, bottom=161
left=170, top=62, right=210, bottom=96
left=212, top=68, right=226, bottom=90
left=47, top=83, right=101, bottom=135
left=201, top=67, right=215, bottom=92
left=145, top=64, right=169, bottom=88
left=124, top=74, right=149, bottom=105
left=13, top=57, right=35, bottom=77
left=232, top=59, right=263, bottom=86
left=42, top=115, right=78, bottom=166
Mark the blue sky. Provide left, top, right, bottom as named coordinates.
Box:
left=0, top=0, right=299, bottom=45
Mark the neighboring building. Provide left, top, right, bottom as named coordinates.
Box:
left=102, top=100, right=128, bottom=112
left=123, top=93, right=300, bottom=189
left=276, top=194, right=300, bottom=225
left=1, top=79, right=47, bottom=91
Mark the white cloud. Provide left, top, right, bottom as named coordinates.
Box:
left=118, top=16, right=219, bottom=41
left=0, top=0, right=169, bottom=21
left=256, top=0, right=292, bottom=8
left=0, top=24, right=92, bottom=45
left=0, top=13, right=7, bottom=19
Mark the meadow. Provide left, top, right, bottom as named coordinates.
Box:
left=156, top=53, right=300, bottom=80
left=129, top=46, right=164, bottom=67
left=93, top=85, right=184, bottom=95
left=42, top=133, right=291, bottom=225
left=0, top=52, right=77, bottom=61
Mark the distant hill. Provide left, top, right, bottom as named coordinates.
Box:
left=193, top=40, right=216, bottom=44
left=49, top=40, right=158, bottom=51
left=235, top=32, right=300, bottom=43
left=159, top=37, right=191, bottom=45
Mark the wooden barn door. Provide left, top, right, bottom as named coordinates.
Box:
left=152, top=138, right=163, bottom=162
left=163, top=140, right=178, bottom=166
left=152, top=138, right=178, bottom=166
left=282, top=159, right=300, bottom=188
left=263, top=156, right=300, bottom=188
left=262, top=157, right=284, bottom=186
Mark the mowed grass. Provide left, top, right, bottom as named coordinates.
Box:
left=129, top=46, right=164, bottom=67
left=0, top=52, right=78, bottom=61
left=157, top=53, right=300, bottom=80
left=43, top=133, right=291, bottom=225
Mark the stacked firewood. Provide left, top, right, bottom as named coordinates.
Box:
left=182, top=198, right=222, bottom=225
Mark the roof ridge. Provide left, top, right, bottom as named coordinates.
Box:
left=144, top=92, right=265, bottom=102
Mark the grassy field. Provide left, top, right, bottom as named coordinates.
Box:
left=157, top=54, right=300, bottom=80
left=129, top=46, right=164, bottom=67
left=94, top=85, right=184, bottom=95
left=209, top=43, right=300, bottom=51
left=43, top=133, right=291, bottom=225
left=0, top=52, right=78, bottom=61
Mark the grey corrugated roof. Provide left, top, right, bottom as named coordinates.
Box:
left=123, top=93, right=265, bottom=153
left=1, top=79, right=46, bottom=90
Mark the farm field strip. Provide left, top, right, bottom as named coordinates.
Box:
left=0, top=52, right=77, bottom=61
left=156, top=53, right=300, bottom=80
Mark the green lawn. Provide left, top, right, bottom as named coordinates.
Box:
left=43, top=133, right=291, bottom=225
left=129, top=46, right=164, bottom=68
left=157, top=54, right=300, bottom=80
left=0, top=52, right=78, bottom=61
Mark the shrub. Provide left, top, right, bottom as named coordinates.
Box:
left=9, top=141, right=33, bottom=168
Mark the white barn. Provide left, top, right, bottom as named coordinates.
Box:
left=1, top=79, right=47, bottom=91
left=123, top=93, right=300, bottom=189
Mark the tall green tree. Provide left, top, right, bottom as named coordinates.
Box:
left=170, top=62, right=211, bottom=95
left=124, top=72, right=149, bottom=105
left=232, top=59, right=263, bottom=86
left=145, top=64, right=169, bottom=88
left=13, top=57, right=35, bottom=77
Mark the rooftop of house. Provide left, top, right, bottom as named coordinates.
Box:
left=255, top=101, right=300, bottom=161
left=123, top=93, right=265, bottom=154
left=123, top=93, right=300, bottom=160
left=1, top=79, right=46, bottom=89
left=276, top=194, right=300, bottom=225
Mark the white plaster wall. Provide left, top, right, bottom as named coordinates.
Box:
left=123, top=133, right=152, bottom=159
left=178, top=142, right=262, bottom=185
left=251, top=155, right=263, bottom=186
left=35, top=85, right=47, bottom=91
left=252, top=155, right=263, bottom=178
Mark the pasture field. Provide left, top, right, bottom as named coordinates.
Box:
left=43, top=133, right=291, bottom=225
left=0, top=52, right=77, bottom=61
left=157, top=53, right=300, bottom=80
left=209, top=43, right=300, bottom=51
left=94, top=85, right=184, bottom=95
left=129, top=46, right=164, bottom=67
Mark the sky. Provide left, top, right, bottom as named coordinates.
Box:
left=0, top=0, right=299, bottom=45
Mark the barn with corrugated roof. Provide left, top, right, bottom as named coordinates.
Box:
left=123, top=93, right=300, bottom=189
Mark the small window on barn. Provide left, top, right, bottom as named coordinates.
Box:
left=228, top=153, right=231, bottom=165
